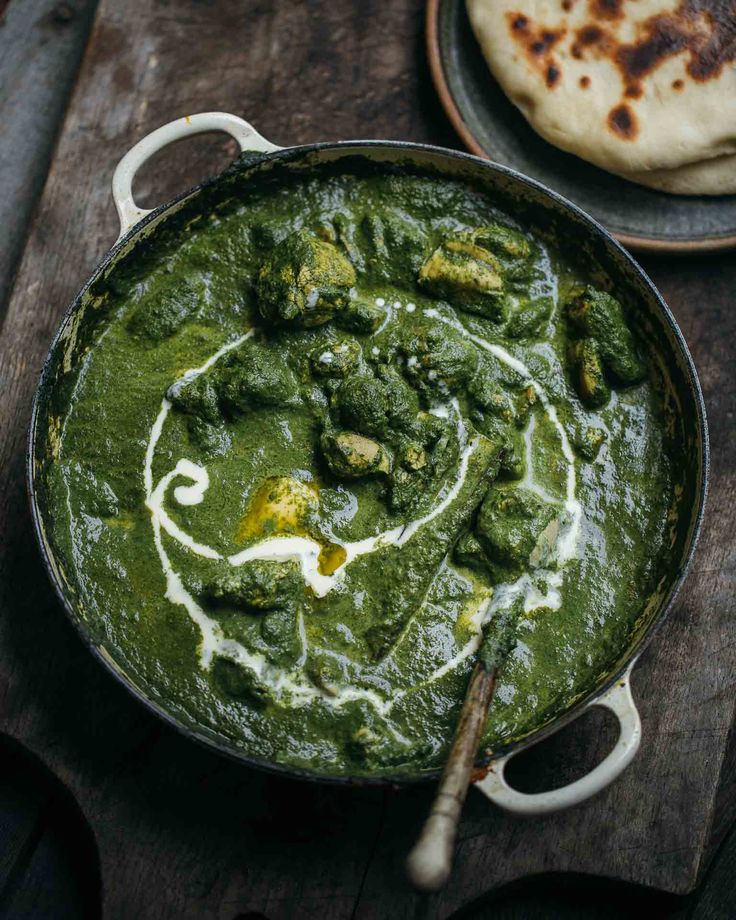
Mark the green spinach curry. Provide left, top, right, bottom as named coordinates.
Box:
left=47, top=160, right=674, bottom=776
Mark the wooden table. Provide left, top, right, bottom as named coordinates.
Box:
left=0, top=2, right=734, bottom=917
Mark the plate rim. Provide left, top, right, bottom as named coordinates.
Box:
left=426, top=0, right=736, bottom=254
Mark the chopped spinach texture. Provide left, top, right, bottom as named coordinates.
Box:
left=48, top=161, right=674, bottom=777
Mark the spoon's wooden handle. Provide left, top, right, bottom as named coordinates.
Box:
left=406, top=664, right=497, bottom=893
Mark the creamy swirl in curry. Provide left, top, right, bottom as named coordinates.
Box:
left=47, top=161, right=674, bottom=775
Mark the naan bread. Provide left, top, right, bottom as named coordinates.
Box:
left=466, top=0, right=736, bottom=189
left=617, top=152, right=736, bottom=194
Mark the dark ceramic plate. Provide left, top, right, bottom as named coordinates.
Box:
left=427, top=0, right=736, bottom=252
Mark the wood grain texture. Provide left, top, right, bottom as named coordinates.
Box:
left=0, top=1, right=733, bottom=918
left=0, top=0, right=99, bottom=317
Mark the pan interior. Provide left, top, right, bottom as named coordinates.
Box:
left=30, top=144, right=705, bottom=781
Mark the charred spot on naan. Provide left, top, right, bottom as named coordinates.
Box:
left=607, top=103, right=639, bottom=140
left=573, top=1, right=736, bottom=94
left=571, top=24, right=616, bottom=61
left=506, top=12, right=566, bottom=90
left=588, top=0, right=624, bottom=22
left=631, top=1, right=736, bottom=85
left=546, top=63, right=561, bottom=87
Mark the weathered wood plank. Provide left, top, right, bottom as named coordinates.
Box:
left=0, top=1, right=733, bottom=917
left=0, top=0, right=99, bottom=317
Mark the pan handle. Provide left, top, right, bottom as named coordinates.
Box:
left=111, top=112, right=281, bottom=240
left=474, top=664, right=641, bottom=815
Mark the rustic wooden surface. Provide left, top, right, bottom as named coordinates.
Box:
left=0, top=1, right=734, bottom=917
left=0, top=0, right=98, bottom=314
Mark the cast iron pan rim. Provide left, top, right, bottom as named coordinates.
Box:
left=425, top=0, right=736, bottom=254
left=27, top=137, right=709, bottom=788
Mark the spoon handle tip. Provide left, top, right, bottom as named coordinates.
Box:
left=406, top=664, right=497, bottom=893
left=406, top=794, right=462, bottom=892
